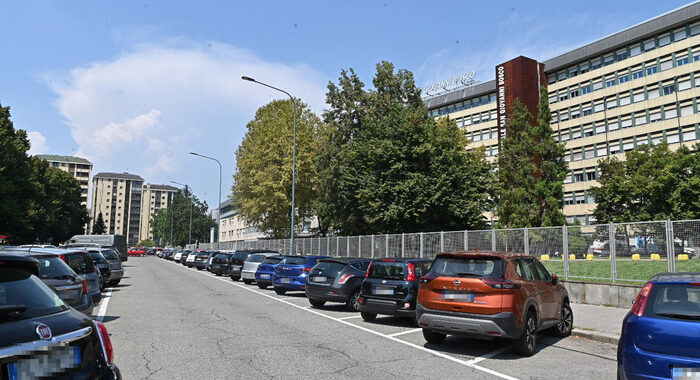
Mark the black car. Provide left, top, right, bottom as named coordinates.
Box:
left=358, top=258, right=432, bottom=324
left=0, top=254, right=121, bottom=379
left=100, top=248, right=125, bottom=286
left=193, top=251, right=212, bottom=270
left=180, top=251, right=192, bottom=266
left=227, top=250, right=253, bottom=281
left=306, top=258, right=372, bottom=311
left=88, top=251, right=112, bottom=290
left=210, top=253, right=233, bottom=276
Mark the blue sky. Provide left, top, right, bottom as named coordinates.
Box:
left=0, top=0, right=692, bottom=211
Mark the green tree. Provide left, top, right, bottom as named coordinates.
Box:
left=497, top=87, right=567, bottom=227
left=137, top=239, right=155, bottom=247
left=591, top=142, right=700, bottom=222
left=150, top=187, right=215, bottom=247
left=232, top=99, right=323, bottom=238
left=92, top=212, right=107, bottom=235
left=318, top=61, right=496, bottom=234
left=0, top=102, right=35, bottom=243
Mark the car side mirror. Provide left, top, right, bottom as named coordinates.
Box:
left=551, top=274, right=559, bottom=285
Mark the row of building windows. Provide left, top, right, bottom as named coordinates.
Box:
left=563, top=190, right=595, bottom=205
left=548, top=21, right=700, bottom=85
left=564, top=166, right=600, bottom=184
left=430, top=93, right=497, bottom=117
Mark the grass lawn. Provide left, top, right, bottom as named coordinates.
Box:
left=542, top=258, right=700, bottom=285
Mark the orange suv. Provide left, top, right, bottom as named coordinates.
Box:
left=416, top=251, right=572, bottom=356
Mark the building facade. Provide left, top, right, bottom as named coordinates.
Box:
left=424, top=3, right=700, bottom=225
left=90, top=172, right=144, bottom=245
left=35, top=155, right=92, bottom=207
left=139, top=184, right=178, bottom=243
left=218, top=199, right=265, bottom=242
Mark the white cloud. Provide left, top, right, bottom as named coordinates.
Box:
left=27, top=131, right=49, bottom=155
left=47, top=40, right=327, bottom=207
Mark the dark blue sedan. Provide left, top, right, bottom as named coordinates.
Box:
left=272, top=255, right=331, bottom=295
left=617, top=272, right=700, bottom=380
left=254, top=255, right=285, bottom=289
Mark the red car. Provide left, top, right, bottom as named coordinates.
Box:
left=127, top=247, right=146, bottom=257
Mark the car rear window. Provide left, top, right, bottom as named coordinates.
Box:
left=281, top=256, right=308, bottom=265
left=262, top=257, right=283, bottom=264
left=215, top=254, right=232, bottom=260
left=247, top=254, right=266, bottom=263
left=645, top=284, right=700, bottom=321
left=64, top=252, right=95, bottom=274
left=89, top=252, right=108, bottom=264
left=0, top=269, right=68, bottom=320
left=101, top=250, right=120, bottom=261
left=311, top=261, right=346, bottom=276
left=429, top=257, right=504, bottom=279
left=368, top=261, right=404, bottom=280
left=35, top=256, right=76, bottom=279
left=233, top=251, right=249, bottom=260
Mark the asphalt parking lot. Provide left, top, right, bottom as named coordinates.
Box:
left=101, top=257, right=617, bottom=379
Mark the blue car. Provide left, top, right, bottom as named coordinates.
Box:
left=617, top=272, right=700, bottom=380
left=272, top=255, right=331, bottom=295
left=254, top=255, right=285, bottom=289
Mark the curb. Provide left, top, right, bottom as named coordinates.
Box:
left=571, top=328, right=620, bottom=345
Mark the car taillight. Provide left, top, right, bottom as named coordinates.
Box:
left=365, top=262, right=373, bottom=278
left=481, top=278, right=521, bottom=289
left=338, top=274, right=354, bottom=284
left=82, top=279, right=87, bottom=294
left=302, top=267, right=312, bottom=273
left=406, top=263, right=416, bottom=281
left=632, top=283, right=653, bottom=317
left=382, top=259, right=396, bottom=262
left=94, top=321, right=114, bottom=365
left=59, top=254, right=67, bottom=263
left=419, top=274, right=436, bottom=284
left=690, top=282, right=700, bottom=286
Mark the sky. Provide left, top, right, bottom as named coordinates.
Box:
left=0, top=0, right=693, bottom=211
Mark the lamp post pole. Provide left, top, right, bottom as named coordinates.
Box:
left=190, top=152, right=222, bottom=250
left=241, top=75, right=297, bottom=255
left=171, top=181, right=193, bottom=247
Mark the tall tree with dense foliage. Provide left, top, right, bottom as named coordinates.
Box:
left=318, top=61, right=496, bottom=235
left=232, top=99, right=323, bottom=238
left=497, top=87, right=567, bottom=227
left=591, top=142, right=700, bottom=222
left=151, top=187, right=216, bottom=247
left=92, top=212, right=107, bottom=235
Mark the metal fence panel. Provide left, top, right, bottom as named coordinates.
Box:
left=443, top=231, right=465, bottom=252
left=423, top=232, right=441, bottom=258
left=467, top=230, right=492, bottom=251
left=404, top=233, right=420, bottom=257
left=387, top=234, right=402, bottom=258
left=494, top=229, right=525, bottom=253
left=673, top=220, right=700, bottom=273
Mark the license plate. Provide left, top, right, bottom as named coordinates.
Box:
left=442, top=291, right=474, bottom=302
left=260, top=274, right=270, bottom=279
left=280, top=278, right=292, bottom=284
left=672, top=367, right=700, bottom=379
left=311, top=276, right=326, bottom=282
left=8, top=345, right=81, bottom=378
left=372, top=287, right=394, bottom=295
left=232, top=266, right=242, bottom=271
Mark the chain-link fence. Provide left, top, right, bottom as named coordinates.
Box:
left=188, top=219, right=699, bottom=284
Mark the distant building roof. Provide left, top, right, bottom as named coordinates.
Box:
left=35, top=154, right=92, bottom=165
left=93, top=172, right=144, bottom=181
left=219, top=198, right=233, bottom=209
left=145, top=184, right=179, bottom=191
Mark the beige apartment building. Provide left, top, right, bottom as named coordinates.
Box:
left=90, top=172, right=144, bottom=245
left=424, top=4, right=700, bottom=225
left=218, top=199, right=265, bottom=242
left=35, top=155, right=92, bottom=207
left=139, top=184, right=179, bottom=243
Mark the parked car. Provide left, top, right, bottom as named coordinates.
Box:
left=173, top=250, right=186, bottom=263
left=416, top=251, right=572, bottom=356
left=593, top=240, right=633, bottom=257
left=60, top=249, right=104, bottom=306
left=186, top=250, right=205, bottom=268
left=127, top=247, right=146, bottom=257
left=205, top=251, right=219, bottom=271
left=229, top=250, right=278, bottom=281
left=617, top=272, right=700, bottom=379
left=0, top=249, right=94, bottom=316
left=98, top=248, right=125, bottom=286
left=194, top=251, right=212, bottom=270
left=0, top=254, right=121, bottom=379
left=272, top=255, right=331, bottom=295
left=254, top=255, right=285, bottom=289
left=306, top=258, right=372, bottom=311
left=180, top=251, right=193, bottom=265
left=210, top=253, right=234, bottom=276
left=358, top=258, right=432, bottom=323
left=87, top=251, right=112, bottom=290
left=241, top=252, right=280, bottom=284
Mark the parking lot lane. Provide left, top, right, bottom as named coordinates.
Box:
left=106, top=258, right=513, bottom=380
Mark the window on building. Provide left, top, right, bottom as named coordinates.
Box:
left=594, top=101, right=604, bottom=113
left=678, top=78, right=691, bottom=91
left=606, top=97, right=617, bottom=110
left=618, top=74, right=629, bottom=84
left=559, top=92, right=568, bottom=102
left=570, top=89, right=579, bottom=98
left=592, top=81, right=603, bottom=91
left=616, top=49, right=628, bottom=61
left=648, top=86, right=659, bottom=100
left=595, top=123, right=606, bottom=134
left=608, top=119, right=619, bottom=132
left=606, top=79, right=616, bottom=88
left=564, top=195, right=574, bottom=205
left=582, top=106, right=592, bottom=116
left=676, top=55, right=689, bottom=66
left=660, top=59, right=673, bottom=71
left=630, top=45, right=642, bottom=57
left=619, top=95, right=631, bottom=106
left=633, top=90, right=645, bottom=103
left=579, top=63, right=590, bottom=74
left=683, top=127, right=697, bottom=142
left=674, top=27, right=687, bottom=41
left=623, top=140, right=634, bottom=152
left=632, top=70, right=643, bottom=80
left=571, top=109, right=580, bottom=119
left=603, top=53, right=614, bottom=66
left=610, top=143, right=621, bottom=155
left=662, top=84, right=675, bottom=96
left=597, top=145, right=607, bottom=156
left=635, top=114, right=647, bottom=126
left=665, top=106, right=677, bottom=119
left=581, top=85, right=591, bottom=94
left=583, top=126, right=594, bottom=137
left=649, top=112, right=661, bottom=123
left=574, top=173, right=584, bottom=182
left=621, top=118, right=632, bottom=129
left=643, top=39, right=655, bottom=52
left=591, top=58, right=601, bottom=70
left=692, top=21, right=700, bottom=36
left=680, top=103, right=694, bottom=117
left=658, top=33, right=670, bottom=47
left=667, top=132, right=680, bottom=144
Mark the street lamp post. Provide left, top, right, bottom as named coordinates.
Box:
left=171, top=181, right=193, bottom=247
left=190, top=152, right=222, bottom=250
left=242, top=75, right=298, bottom=255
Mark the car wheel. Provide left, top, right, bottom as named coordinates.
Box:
left=112, top=280, right=121, bottom=286
left=196, top=267, right=203, bottom=271
left=257, top=284, right=268, bottom=289
left=243, top=279, right=253, bottom=285
left=230, top=276, right=240, bottom=282
left=360, top=311, right=376, bottom=321
left=552, top=302, right=573, bottom=337
left=422, top=329, right=446, bottom=344
left=309, top=298, right=326, bottom=308
left=274, top=287, right=286, bottom=295
left=513, top=311, right=538, bottom=356
left=346, top=290, right=361, bottom=312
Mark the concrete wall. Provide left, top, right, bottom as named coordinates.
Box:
left=562, top=280, right=641, bottom=308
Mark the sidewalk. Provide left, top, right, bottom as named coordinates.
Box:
left=569, top=302, right=629, bottom=344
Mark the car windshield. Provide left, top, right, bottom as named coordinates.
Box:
left=0, top=269, right=68, bottom=321
left=64, top=252, right=96, bottom=274
left=310, top=261, right=345, bottom=277
left=35, top=256, right=77, bottom=280
left=645, top=284, right=700, bottom=320
left=429, top=257, right=504, bottom=278
left=233, top=252, right=249, bottom=260
left=89, top=251, right=108, bottom=264
left=281, top=256, right=307, bottom=265
left=262, top=257, right=283, bottom=264
left=368, top=261, right=404, bottom=280
left=247, top=254, right=266, bottom=263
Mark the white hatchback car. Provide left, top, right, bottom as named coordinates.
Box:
left=241, top=253, right=278, bottom=284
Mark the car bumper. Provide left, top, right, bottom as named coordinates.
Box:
left=110, top=269, right=124, bottom=281
left=105, top=363, right=122, bottom=380
left=241, top=271, right=256, bottom=280
left=305, top=284, right=350, bottom=303
left=255, top=274, right=274, bottom=284
left=70, top=292, right=94, bottom=316
left=358, top=297, right=415, bottom=317
left=415, top=304, right=520, bottom=339
left=89, top=290, right=102, bottom=305
left=211, top=265, right=228, bottom=274
left=229, top=266, right=243, bottom=277
left=618, top=343, right=700, bottom=380
left=195, top=262, right=206, bottom=269
left=273, top=276, right=306, bottom=290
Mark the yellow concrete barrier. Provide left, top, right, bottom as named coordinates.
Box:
left=650, top=253, right=661, bottom=261
left=631, top=254, right=640, bottom=261
left=569, top=254, right=576, bottom=261
left=678, top=254, right=689, bottom=261
left=586, top=254, right=594, bottom=261
left=540, top=255, right=550, bottom=261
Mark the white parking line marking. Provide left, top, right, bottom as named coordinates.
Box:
left=467, top=347, right=511, bottom=365
left=338, top=315, right=362, bottom=320
left=94, top=288, right=112, bottom=323
left=388, top=328, right=423, bottom=337
left=164, top=260, right=519, bottom=380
